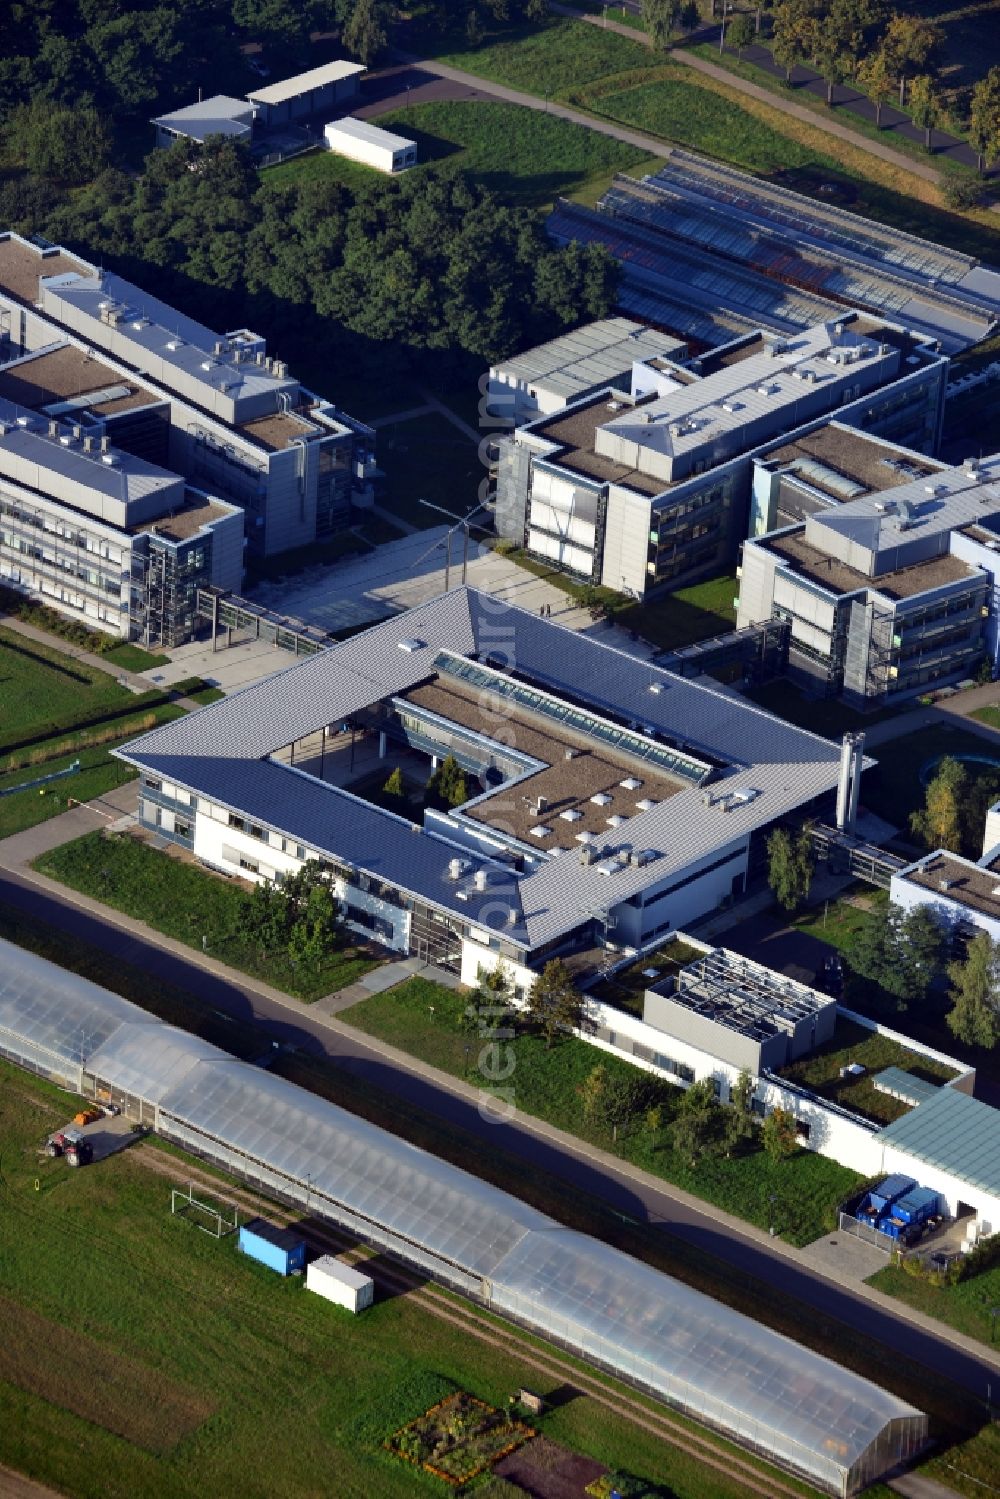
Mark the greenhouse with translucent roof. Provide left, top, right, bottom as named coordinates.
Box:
left=0, top=938, right=928, bottom=1496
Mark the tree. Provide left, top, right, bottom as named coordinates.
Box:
left=727, top=13, right=756, bottom=58
left=595, top=1073, right=660, bottom=1141
left=770, top=0, right=815, bottom=81
left=908, top=73, right=939, bottom=150
left=466, top=7, right=484, bottom=44
left=947, top=930, right=1000, bottom=1048
left=723, top=1067, right=756, bottom=1154
left=762, top=1105, right=797, bottom=1159
left=642, top=0, right=681, bottom=51
left=857, top=47, right=894, bottom=128
left=969, top=67, right=1000, bottom=175
left=426, top=753, right=469, bottom=810
left=881, top=13, right=943, bottom=106
left=899, top=903, right=946, bottom=1003
left=7, top=100, right=111, bottom=183
left=382, top=765, right=405, bottom=800
left=341, top=0, right=391, bottom=65
left=671, top=1079, right=724, bottom=1166
left=579, top=1062, right=607, bottom=1122
left=910, top=756, right=966, bottom=852
left=527, top=958, right=582, bottom=1047
left=766, top=825, right=814, bottom=911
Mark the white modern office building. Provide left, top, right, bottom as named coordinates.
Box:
left=738, top=425, right=1000, bottom=704
left=493, top=314, right=948, bottom=599
left=116, top=586, right=861, bottom=974
left=0, top=232, right=376, bottom=560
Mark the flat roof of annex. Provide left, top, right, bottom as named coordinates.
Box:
left=0, top=345, right=160, bottom=417
left=759, top=423, right=943, bottom=503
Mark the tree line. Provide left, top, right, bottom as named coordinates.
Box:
left=1, top=134, right=617, bottom=369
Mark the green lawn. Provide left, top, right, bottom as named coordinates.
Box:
left=619, top=571, right=738, bottom=652
left=100, top=642, right=171, bottom=673
left=861, top=723, right=1000, bottom=843
left=0, top=1060, right=760, bottom=1499
left=0, top=706, right=185, bottom=840
left=866, top=1258, right=1000, bottom=1352
left=378, top=411, right=482, bottom=528
left=920, top=1421, right=1000, bottom=1499
left=33, top=831, right=379, bottom=1002
left=576, top=64, right=824, bottom=175
left=970, top=703, right=1000, bottom=731
left=777, top=1017, right=958, bottom=1126
left=424, top=14, right=653, bottom=95
left=792, top=887, right=888, bottom=958
left=270, top=100, right=655, bottom=211
left=0, top=626, right=137, bottom=754
left=343, top=977, right=863, bottom=1245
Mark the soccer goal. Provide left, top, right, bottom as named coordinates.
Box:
left=170, top=1182, right=240, bottom=1238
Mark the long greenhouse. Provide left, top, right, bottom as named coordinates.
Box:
left=0, top=937, right=928, bottom=1496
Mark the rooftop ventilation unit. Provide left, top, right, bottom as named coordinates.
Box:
left=607, top=814, right=626, bottom=828
left=939, top=878, right=956, bottom=891
left=636, top=798, right=656, bottom=812
left=447, top=857, right=468, bottom=880
left=590, top=792, right=612, bottom=807
left=474, top=869, right=488, bottom=892
left=620, top=777, right=642, bottom=791
left=648, top=682, right=664, bottom=695
left=576, top=831, right=595, bottom=847
left=529, top=824, right=551, bottom=838
left=397, top=637, right=425, bottom=653
left=536, top=795, right=548, bottom=815
left=560, top=809, right=583, bottom=822
left=564, top=747, right=578, bottom=760
left=101, top=453, right=116, bottom=466
left=166, top=338, right=183, bottom=352
left=606, top=400, right=622, bottom=412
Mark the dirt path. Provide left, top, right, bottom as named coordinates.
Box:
left=0, top=1465, right=69, bottom=1499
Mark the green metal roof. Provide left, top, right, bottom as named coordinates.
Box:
left=878, top=1086, right=1000, bottom=1200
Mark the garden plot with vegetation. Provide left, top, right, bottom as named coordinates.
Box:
left=386, top=1391, right=534, bottom=1486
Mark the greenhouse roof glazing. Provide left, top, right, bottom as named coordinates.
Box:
left=0, top=937, right=927, bottom=1493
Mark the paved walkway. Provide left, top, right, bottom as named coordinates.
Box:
left=3, top=797, right=1000, bottom=1380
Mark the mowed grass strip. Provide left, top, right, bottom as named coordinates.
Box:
left=428, top=15, right=652, bottom=94
left=0, top=1298, right=214, bottom=1454
left=0, top=627, right=135, bottom=753
left=343, top=976, right=863, bottom=1245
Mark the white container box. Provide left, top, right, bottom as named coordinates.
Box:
left=323, top=117, right=417, bottom=174
left=305, top=1253, right=374, bottom=1313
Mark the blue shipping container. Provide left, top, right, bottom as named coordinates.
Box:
left=238, top=1218, right=307, bottom=1276
left=868, top=1175, right=916, bottom=1213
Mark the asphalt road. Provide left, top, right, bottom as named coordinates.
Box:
left=4, top=867, right=998, bottom=1404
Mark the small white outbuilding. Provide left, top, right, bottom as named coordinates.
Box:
left=323, top=117, right=417, bottom=174
left=305, top=1254, right=375, bottom=1313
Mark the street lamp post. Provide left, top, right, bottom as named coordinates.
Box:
left=768, top=1193, right=777, bottom=1237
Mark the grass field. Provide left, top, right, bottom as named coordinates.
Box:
left=620, top=570, right=738, bottom=651
left=860, top=722, right=1000, bottom=838
left=101, top=642, right=170, bottom=673
left=0, top=706, right=184, bottom=840
left=424, top=14, right=653, bottom=94
left=378, top=410, right=482, bottom=527
left=271, top=100, right=657, bottom=211
left=343, top=976, right=863, bottom=1245
left=34, top=830, right=379, bottom=1001
left=0, top=626, right=137, bottom=754
left=0, top=1060, right=764, bottom=1499
left=867, top=1257, right=1000, bottom=1351
left=971, top=703, right=1000, bottom=730
left=921, top=1421, right=1000, bottom=1499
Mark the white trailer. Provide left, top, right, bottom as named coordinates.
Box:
left=305, top=1254, right=374, bottom=1313
left=323, top=117, right=417, bottom=174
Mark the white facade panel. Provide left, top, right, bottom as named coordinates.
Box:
left=528, top=527, right=592, bottom=576
left=529, top=501, right=595, bottom=549
left=601, top=487, right=650, bottom=597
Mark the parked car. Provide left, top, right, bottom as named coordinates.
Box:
left=99, top=1102, right=121, bottom=1117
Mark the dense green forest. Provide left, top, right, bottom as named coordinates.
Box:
left=0, top=0, right=614, bottom=382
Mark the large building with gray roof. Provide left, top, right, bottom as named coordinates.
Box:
left=0, top=231, right=375, bottom=563
left=116, top=586, right=859, bottom=978
left=738, top=424, right=1000, bottom=704
left=493, top=312, right=947, bottom=600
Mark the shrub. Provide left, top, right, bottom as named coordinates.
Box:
left=943, top=175, right=985, bottom=210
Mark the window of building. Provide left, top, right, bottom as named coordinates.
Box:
left=239, top=855, right=259, bottom=874
left=142, top=776, right=161, bottom=792
left=228, top=813, right=245, bottom=832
